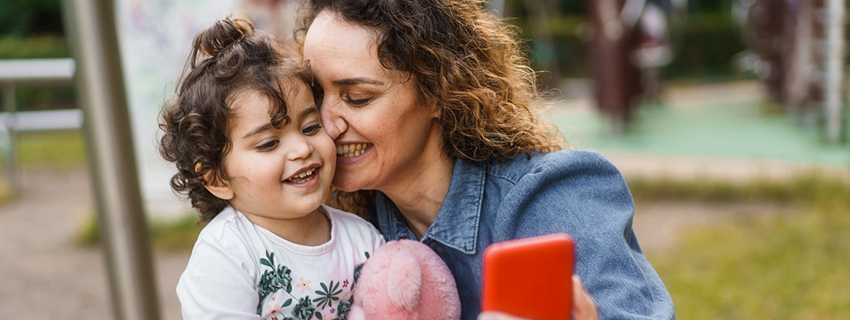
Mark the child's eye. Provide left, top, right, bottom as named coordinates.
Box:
left=303, top=124, right=323, bottom=135
left=256, top=140, right=279, bottom=151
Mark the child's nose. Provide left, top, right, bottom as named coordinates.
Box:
left=287, top=136, right=314, bottom=160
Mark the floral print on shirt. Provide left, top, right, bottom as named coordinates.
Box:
left=256, top=250, right=368, bottom=320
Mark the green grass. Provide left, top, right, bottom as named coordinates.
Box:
left=632, top=175, right=850, bottom=319
left=9, top=129, right=88, bottom=169
left=0, top=35, right=69, bottom=59
left=76, top=211, right=203, bottom=253
left=627, top=173, right=850, bottom=204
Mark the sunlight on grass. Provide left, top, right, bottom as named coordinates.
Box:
left=16, top=129, right=87, bottom=169
left=76, top=211, right=203, bottom=253
left=634, top=175, right=850, bottom=319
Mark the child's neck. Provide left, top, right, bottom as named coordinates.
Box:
left=242, top=207, right=331, bottom=246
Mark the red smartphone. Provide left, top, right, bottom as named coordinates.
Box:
left=481, top=233, right=575, bottom=320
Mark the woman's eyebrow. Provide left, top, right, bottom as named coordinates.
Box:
left=332, top=77, right=384, bottom=86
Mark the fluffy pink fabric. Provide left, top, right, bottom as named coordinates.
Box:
left=349, top=240, right=461, bottom=320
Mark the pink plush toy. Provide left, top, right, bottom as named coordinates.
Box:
left=349, top=239, right=461, bottom=320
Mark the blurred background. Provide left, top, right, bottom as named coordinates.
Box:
left=1, top=0, right=849, bottom=319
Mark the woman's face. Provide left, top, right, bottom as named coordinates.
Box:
left=303, top=11, right=445, bottom=193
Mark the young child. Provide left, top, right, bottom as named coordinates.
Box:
left=159, top=13, right=384, bottom=320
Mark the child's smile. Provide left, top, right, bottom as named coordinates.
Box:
left=283, top=165, right=319, bottom=186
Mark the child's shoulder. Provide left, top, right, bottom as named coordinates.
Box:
left=193, top=206, right=258, bottom=252
left=181, top=207, right=263, bottom=280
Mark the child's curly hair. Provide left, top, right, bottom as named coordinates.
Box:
left=159, top=13, right=310, bottom=224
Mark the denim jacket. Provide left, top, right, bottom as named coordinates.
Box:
left=373, top=149, right=675, bottom=320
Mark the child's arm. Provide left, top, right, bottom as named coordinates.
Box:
left=177, top=236, right=262, bottom=320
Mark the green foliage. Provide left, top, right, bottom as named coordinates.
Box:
left=0, top=0, right=64, bottom=36
left=662, top=13, right=748, bottom=80
left=4, top=85, right=77, bottom=112
left=505, top=10, right=748, bottom=81
left=634, top=175, right=850, bottom=319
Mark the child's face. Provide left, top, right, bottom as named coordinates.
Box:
left=213, top=82, right=336, bottom=226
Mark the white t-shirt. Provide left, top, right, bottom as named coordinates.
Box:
left=177, top=204, right=385, bottom=320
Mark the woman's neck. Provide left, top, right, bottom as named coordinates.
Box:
left=380, top=132, right=455, bottom=239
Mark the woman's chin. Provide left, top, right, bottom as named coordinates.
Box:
left=331, top=178, right=363, bottom=193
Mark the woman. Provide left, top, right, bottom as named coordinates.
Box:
left=296, top=0, right=675, bottom=319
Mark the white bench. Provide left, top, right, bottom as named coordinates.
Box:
left=0, top=58, right=82, bottom=190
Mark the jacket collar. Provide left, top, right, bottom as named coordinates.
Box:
left=375, top=158, right=485, bottom=255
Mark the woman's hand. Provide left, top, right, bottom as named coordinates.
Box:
left=571, top=275, right=599, bottom=320
left=477, top=275, right=599, bottom=320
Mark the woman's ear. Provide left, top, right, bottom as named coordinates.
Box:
left=196, top=163, right=234, bottom=200
left=429, top=101, right=442, bottom=119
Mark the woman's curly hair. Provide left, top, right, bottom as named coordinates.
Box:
left=159, top=13, right=309, bottom=224
left=294, top=0, right=566, bottom=217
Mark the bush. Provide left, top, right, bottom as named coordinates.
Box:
left=508, top=12, right=748, bottom=81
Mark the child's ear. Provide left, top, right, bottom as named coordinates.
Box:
left=196, top=163, right=234, bottom=200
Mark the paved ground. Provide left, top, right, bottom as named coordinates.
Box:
left=0, top=168, right=185, bottom=320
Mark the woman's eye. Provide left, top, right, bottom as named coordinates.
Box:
left=303, top=124, right=323, bottom=135
left=256, top=140, right=279, bottom=151
left=343, top=93, right=371, bottom=106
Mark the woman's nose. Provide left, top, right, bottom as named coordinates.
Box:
left=320, top=102, right=348, bottom=140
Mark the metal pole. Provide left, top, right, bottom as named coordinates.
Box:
left=2, top=83, right=16, bottom=192
left=59, top=0, right=161, bottom=319
left=825, top=0, right=845, bottom=143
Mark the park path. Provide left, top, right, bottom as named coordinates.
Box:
left=0, top=168, right=184, bottom=320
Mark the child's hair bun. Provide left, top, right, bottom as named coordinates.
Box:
left=195, top=12, right=255, bottom=58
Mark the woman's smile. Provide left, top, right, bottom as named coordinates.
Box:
left=336, top=143, right=372, bottom=158
left=334, top=143, right=372, bottom=167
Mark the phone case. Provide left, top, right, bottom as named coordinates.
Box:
left=481, top=233, right=575, bottom=320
